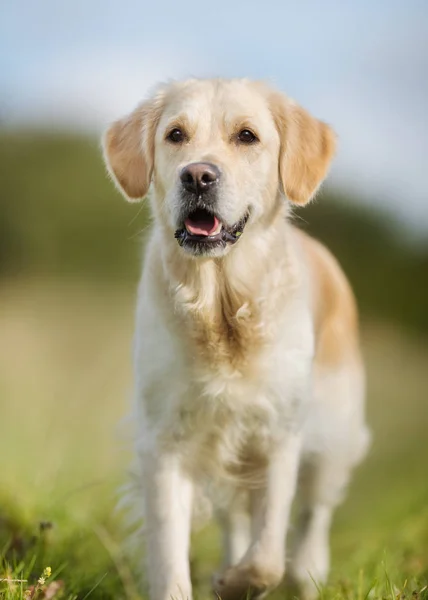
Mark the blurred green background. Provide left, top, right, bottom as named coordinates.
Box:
left=2, top=131, right=428, bottom=335
left=1, top=2, right=428, bottom=596
left=0, top=130, right=427, bottom=599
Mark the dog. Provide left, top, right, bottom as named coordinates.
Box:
left=102, top=78, right=370, bottom=600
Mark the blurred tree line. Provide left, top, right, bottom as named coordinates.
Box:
left=1, top=131, right=427, bottom=337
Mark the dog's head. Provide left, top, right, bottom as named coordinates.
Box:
left=103, top=79, right=336, bottom=257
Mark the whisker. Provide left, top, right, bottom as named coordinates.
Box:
left=128, top=202, right=147, bottom=227
left=127, top=223, right=152, bottom=242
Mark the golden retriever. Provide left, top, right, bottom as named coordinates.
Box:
left=102, top=78, right=370, bottom=600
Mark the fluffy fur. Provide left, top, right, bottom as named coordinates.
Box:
left=102, top=78, right=370, bottom=600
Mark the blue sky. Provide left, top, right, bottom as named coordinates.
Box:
left=1, top=0, right=427, bottom=233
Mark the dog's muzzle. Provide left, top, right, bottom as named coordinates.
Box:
left=174, top=208, right=248, bottom=249
left=174, top=162, right=249, bottom=255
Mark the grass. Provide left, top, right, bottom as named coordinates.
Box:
left=0, top=279, right=427, bottom=599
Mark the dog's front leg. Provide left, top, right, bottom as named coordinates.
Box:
left=143, top=450, right=193, bottom=600
left=213, top=432, right=302, bottom=599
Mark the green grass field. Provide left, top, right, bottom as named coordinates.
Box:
left=1, top=280, right=427, bottom=599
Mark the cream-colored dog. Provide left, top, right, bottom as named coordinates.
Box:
left=102, top=78, right=369, bottom=600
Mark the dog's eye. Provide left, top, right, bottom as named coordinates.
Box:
left=166, top=128, right=185, bottom=143
left=237, top=129, right=258, bottom=144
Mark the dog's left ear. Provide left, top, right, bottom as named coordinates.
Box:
left=270, top=93, right=336, bottom=205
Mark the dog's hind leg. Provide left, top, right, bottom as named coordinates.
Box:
left=288, top=458, right=351, bottom=599
left=289, top=364, right=370, bottom=599
left=217, top=491, right=251, bottom=569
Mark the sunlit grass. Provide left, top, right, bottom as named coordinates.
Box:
left=0, top=280, right=427, bottom=599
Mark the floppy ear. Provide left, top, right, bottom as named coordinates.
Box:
left=102, top=93, right=164, bottom=201
left=271, top=93, right=336, bottom=205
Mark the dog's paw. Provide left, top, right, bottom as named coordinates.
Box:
left=287, top=538, right=328, bottom=600
left=212, top=562, right=284, bottom=600
left=285, top=574, right=320, bottom=600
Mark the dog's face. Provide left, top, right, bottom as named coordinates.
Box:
left=103, top=79, right=336, bottom=257
left=153, top=80, right=283, bottom=257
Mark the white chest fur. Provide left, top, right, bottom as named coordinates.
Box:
left=134, top=255, right=314, bottom=483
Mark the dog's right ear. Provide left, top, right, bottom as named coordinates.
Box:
left=102, top=93, right=164, bottom=201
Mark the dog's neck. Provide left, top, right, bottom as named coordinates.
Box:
left=156, top=205, right=300, bottom=372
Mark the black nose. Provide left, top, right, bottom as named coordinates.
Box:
left=180, top=162, right=220, bottom=195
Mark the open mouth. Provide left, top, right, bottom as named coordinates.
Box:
left=185, top=208, right=223, bottom=237
left=174, top=208, right=248, bottom=252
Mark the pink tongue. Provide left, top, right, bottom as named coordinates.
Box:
left=185, top=215, right=220, bottom=236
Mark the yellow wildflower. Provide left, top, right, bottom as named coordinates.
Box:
left=43, top=567, right=52, bottom=578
